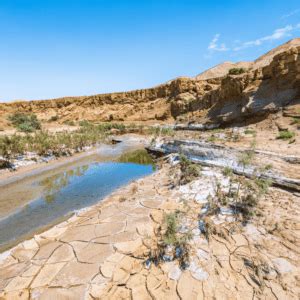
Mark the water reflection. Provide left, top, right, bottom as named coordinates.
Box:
left=0, top=161, right=154, bottom=251
left=40, top=165, right=89, bottom=203
left=118, top=149, right=155, bottom=169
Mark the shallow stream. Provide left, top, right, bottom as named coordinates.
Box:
left=0, top=142, right=154, bottom=252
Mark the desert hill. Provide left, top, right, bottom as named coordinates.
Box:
left=195, top=61, right=253, bottom=80
left=0, top=38, right=300, bottom=128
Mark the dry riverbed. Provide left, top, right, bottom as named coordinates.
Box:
left=0, top=157, right=299, bottom=299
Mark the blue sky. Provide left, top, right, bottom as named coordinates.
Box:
left=0, top=0, right=300, bottom=101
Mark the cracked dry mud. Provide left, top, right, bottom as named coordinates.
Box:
left=0, top=163, right=299, bottom=299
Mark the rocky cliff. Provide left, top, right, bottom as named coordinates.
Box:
left=1, top=38, right=300, bottom=126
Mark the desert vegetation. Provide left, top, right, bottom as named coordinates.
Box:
left=146, top=210, right=193, bottom=269
left=228, top=67, right=246, bottom=75
left=276, top=130, right=295, bottom=140
left=0, top=121, right=121, bottom=167
left=0, top=120, right=177, bottom=169
left=178, top=154, right=200, bottom=184
left=147, top=126, right=175, bottom=137
left=8, top=113, right=41, bottom=132
left=146, top=149, right=272, bottom=272
left=290, top=117, right=300, bottom=125
left=244, top=128, right=257, bottom=136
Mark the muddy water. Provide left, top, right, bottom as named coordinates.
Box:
left=0, top=142, right=154, bottom=252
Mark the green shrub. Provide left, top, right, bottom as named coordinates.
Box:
left=207, top=135, right=216, bottom=143
left=100, top=122, right=126, bottom=133
left=163, top=212, right=179, bottom=245
left=79, top=120, right=91, bottom=127
left=0, top=134, right=26, bottom=162
left=161, top=127, right=175, bottom=136
left=228, top=68, right=246, bottom=75
left=238, top=150, right=255, bottom=169
left=254, top=178, right=272, bottom=195
left=244, top=129, right=257, bottom=136
left=222, top=166, right=233, bottom=177
left=276, top=130, right=295, bottom=140
left=30, top=131, right=52, bottom=156
left=63, top=120, right=75, bottom=126
left=147, top=126, right=174, bottom=137
left=8, top=113, right=41, bottom=132
left=291, top=117, right=300, bottom=125
left=49, top=115, right=59, bottom=122
left=291, top=117, right=300, bottom=130
left=179, top=154, right=200, bottom=184
left=147, top=126, right=160, bottom=136
left=0, top=120, right=128, bottom=164
left=147, top=211, right=193, bottom=269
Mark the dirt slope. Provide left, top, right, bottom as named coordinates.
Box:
left=195, top=61, right=253, bottom=80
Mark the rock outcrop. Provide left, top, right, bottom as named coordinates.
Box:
left=148, top=139, right=300, bottom=192
left=1, top=39, right=300, bottom=126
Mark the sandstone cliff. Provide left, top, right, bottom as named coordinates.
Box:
left=1, top=38, right=300, bottom=127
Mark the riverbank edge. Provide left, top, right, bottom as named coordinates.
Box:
left=0, top=134, right=149, bottom=187
left=0, top=162, right=157, bottom=260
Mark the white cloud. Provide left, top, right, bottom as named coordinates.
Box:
left=233, top=24, right=300, bottom=51
left=281, top=9, right=300, bottom=19
left=208, top=34, right=229, bottom=52
left=206, top=23, right=300, bottom=55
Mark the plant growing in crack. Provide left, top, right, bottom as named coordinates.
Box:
left=146, top=211, right=193, bottom=269
left=222, top=166, right=235, bottom=198
left=234, top=144, right=256, bottom=219
left=178, top=154, right=201, bottom=184
left=198, top=140, right=271, bottom=226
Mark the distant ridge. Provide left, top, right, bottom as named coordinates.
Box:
left=0, top=38, right=299, bottom=126
left=195, top=38, right=300, bottom=80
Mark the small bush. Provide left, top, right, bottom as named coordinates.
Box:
left=254, top=178, right=272, bottom=196
left=161, top=127, right=175, bottom=136
left=8, top=113, right=41, bottom=132
left=147, top=211, right=192, bottom=269
left=163, top=213, right=178, bottom=245
left=244, top=129, right=257, bottom=136
left=291, top=117, right=300, bottom=125
left=222, top=166, right=233, bottom=177
left=63, top=120, right=75, bottom=126
left=207, top=135, right=216, bottom=143
left=79, top=120, right=91, bottom=127
left=102, top=122, right=126, bottom=133
left=228, top=68, right=246, bottom=75
left=119, top=196, right=126, bottom=202
left=147, top=126, right=174, bottom=137
left=49, top=115, right=59, bottom=122
left=238, top=150, right=255, bottom=169
left=276, top=130, right=295, bottom=140
left=179, top=154, right=200, bottom=184
left=0, top=134, right=26, bottom=162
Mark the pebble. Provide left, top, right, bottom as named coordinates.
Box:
left=272, top=258, right=294, bottom=274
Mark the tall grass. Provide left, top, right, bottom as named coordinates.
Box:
left=0, top=124, right=109, bottom=164
left=0, top=120, right=176, bottom=167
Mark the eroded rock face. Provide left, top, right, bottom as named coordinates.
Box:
left=149, top=138, right=300, bottom=191
left=1, top=39, right=300, bottom=126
